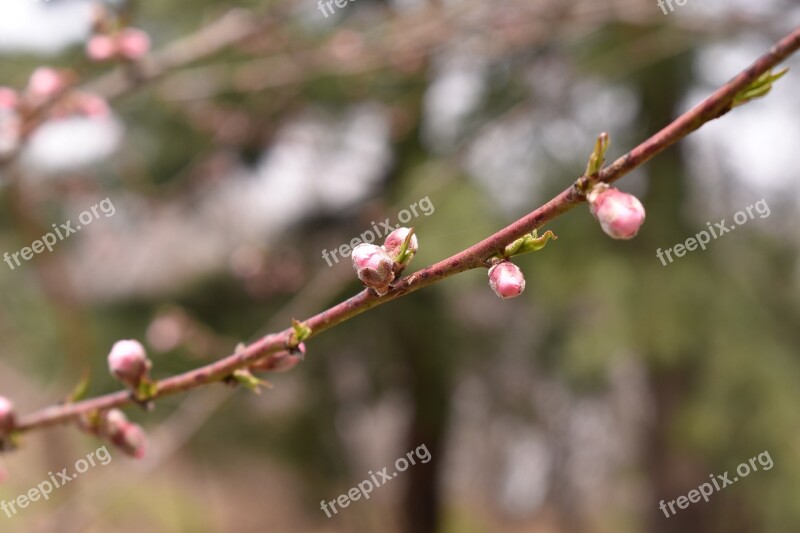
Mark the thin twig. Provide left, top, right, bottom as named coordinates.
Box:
left=13, top=25, right=800, bottom=434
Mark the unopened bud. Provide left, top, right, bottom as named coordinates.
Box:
left=27, top=67, right=65, bottom=101
left=488, top=261, right=526, bottom=299
left=86, top=34, right=117, bottom=62
left=352, top=243, right=394, bottom=295
left=107, top=339, right=152, bottom=389
left=77, top=93, right=111, bottom=118
left=111, top=421, right=147, bottom=458
left=117, top=28, right=151, bottom=60
left=0, top=396, right=16, bottom=435
left=587, top=184, right=646, bottom=240
left=99, top=409, right=147, bottom=458
left=382, top=227, right=418, bottom=267
left=98, top=408, right=127, bottom=437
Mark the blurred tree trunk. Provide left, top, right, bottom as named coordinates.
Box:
left=396, top=293, right=453, bottom=533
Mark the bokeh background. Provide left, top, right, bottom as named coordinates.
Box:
left=1, top=0, right=800, bottom=531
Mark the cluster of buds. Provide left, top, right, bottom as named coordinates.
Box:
left=587, top=183, right=646, bottom=240
left=86, top=4, right=150, bottom=63
left=107, top=339, right=153, bottom=395
left=0, top=68, right=110, bottom=152
left=352, top=227, right=418, bottom=296
left=27, top=68, right=110, bottom=119
left=86, top=28, right=151, bottom=62
left=80, top=409, right=147, bottom=459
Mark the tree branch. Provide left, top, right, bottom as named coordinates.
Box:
left=83, top=8, right=275, bottom=102
left=12, top=25, right=800, bottom=435
left=0, top=8, right=272, bottom=167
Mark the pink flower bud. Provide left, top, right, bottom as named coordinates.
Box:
left=251, top=343, right=305, bottom=373
left=0, top=88, right=18, bottom=110
left=352, top=243, right=394, bottom=295
left=111, top=422, right=147, bottom=458
left=99, top=408, right=127, bottom=436
left=382, top=227, right=418, bottom=265
left=488, top=261, right=526, bottom=299
left=27, top=67, right=65, bottom=100
left=117, top=28, right=151, bottom=60
left=99, top=409, right=147, bottom=458
left=86, top=34, right=117, bottom=61
left=77, top=92, right=111, bottom=118
left=587, top=184, right=646, bottom=240
left=0, top=396, right=16, bottom=435
left=107, top=339, right=152, bottom=389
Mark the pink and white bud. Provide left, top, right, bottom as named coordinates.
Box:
left=117, top=28, right=151, bottom=60
left=0, top=396, right=16, bottom=435
left=0, top=88, right=18, bottom=110
left=27, top=67, right=65, bottom=100
left=252, top=343, right=306, bottom=374
left=86, top=34, right=117, bottom=61
left=76, top=92, right=111, bottom=118
left=382, top=227, right=418, bottom=266
left=99, top=409, right=147, bottom=458
left=587, top=184, right=646, bottom=240
left=111, top=421, right=147, bottom=458
left=98, top=408, right=128, bottom=437
left=488, top=261, right=526, bottom=299
left=352, top=243, right=394, bottom=295
left=107, top=339, right=152, bottom=389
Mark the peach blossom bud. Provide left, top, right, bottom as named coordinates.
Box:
left=99, top=409, right=147, bottom=458
left=0, top=88, right=18, bottom=110
left=0, top=396, right=16, bottom=435
left=27, top=67, right=65, bottom=100
left=111, top=421, right=147, bottom=458
left=77, top=92, right=111, bottom=118
left=86, top=34, right=117, bottom=62
left=352, top=243, right=394, bottom=295
left=117, top=28, right=151, bottom=60
left=107, top=339, right=152, bottom=389
left=488, top=261, right=526, bottom=299
left=587, top=184, right=646, bottom=240
left=98, top=408, right=127, bottom=437
left=382, top=227, right=418, bottom=266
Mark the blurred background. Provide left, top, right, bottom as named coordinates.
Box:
left=1, top=0, right=799, bottom=531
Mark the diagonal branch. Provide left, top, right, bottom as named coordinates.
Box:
left=13, top=25, right=800, bottom=434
